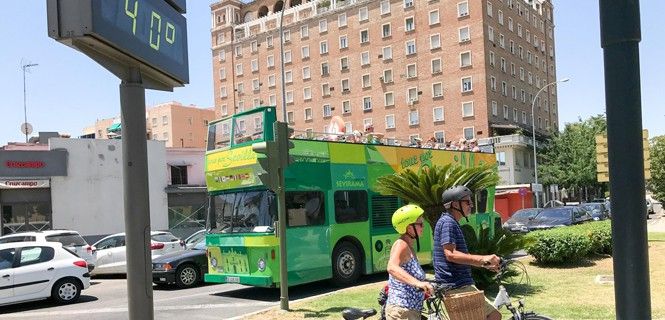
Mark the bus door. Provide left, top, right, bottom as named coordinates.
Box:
left=284, top=191, right=331, bottom=284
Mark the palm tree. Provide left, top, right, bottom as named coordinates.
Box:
left=375, top=164, right=499, bottom=228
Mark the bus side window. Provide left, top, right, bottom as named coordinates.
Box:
left=334, top=190, right=368, bottom=223
left=286, top=191, right=325, bottom=227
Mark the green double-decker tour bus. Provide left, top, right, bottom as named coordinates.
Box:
left=203, top=106, right=498, bottom=287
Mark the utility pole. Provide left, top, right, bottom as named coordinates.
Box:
left=599, top=1, right=651, bottom=319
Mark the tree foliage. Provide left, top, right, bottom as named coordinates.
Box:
left=375, top=164, right=499, bottom=227
left=538, top=115, right=607, bottom=191
left=648, top=135, right=665, bottom=202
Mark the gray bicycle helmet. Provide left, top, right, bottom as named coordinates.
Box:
left=441, top=185, right=473, bottom=205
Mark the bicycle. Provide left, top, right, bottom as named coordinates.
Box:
left=422, top=258, right=553, bottom=320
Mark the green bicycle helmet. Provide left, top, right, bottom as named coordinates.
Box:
left=392, top=204, right=424, bottom=234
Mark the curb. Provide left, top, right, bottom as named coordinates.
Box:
left=227, top=281, right=384, bottom=320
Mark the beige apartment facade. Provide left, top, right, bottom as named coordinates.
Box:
left=210, top=0, right=559, bottom=145
left=81, top=102, right=216, bottom=148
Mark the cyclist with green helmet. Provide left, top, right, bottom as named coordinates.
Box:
left=385, top=204, right=434, bottom=320
left=433, top=185, right=501, bottom=320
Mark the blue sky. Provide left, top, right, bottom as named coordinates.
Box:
left=1, top=1, right=663, bottom=145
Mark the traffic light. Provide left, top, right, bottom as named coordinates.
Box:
left=251, top=121, right=294, bottom=191
left=596, top=134, right=609, bottom=182
left=596, top=129, right=651, bottom=182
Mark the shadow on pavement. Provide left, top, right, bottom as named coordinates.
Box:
left=0, top=295, right=99, bottom=315
left=211, top=272, right=388, bottom=302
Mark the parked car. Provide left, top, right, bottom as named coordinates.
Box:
left=0, top=230, right=97, bottom=272
left=579, top=203, right=610, bottom=221
left=646, top=198, right=655, bottom=215
left=527, top=206, right=592, bottom=231
left=183, top=229, right=206, bottom=249
left=152, top=239, right=207, bottom=289
left=502, top=208, right=543, bottom=233
left=0, top=242, right=90, bottom=306
left=91, top=231, right=185, bottom=275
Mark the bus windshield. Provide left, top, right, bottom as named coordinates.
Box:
left=212, top=190, right=276, bottom=233
left=207, top=119, right=232, bottom=151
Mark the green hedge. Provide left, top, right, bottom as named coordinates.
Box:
left=525, top=221, right=612, bottom=264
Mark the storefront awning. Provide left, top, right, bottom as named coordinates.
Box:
left=107, top=123, right=122, bottom=133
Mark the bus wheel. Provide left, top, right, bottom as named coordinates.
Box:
left=332, top=242, right=361, bottom=286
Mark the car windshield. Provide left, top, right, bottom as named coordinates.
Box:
left=581, top=204, right=602, bottom=211
left=512, top=209, right=540, bottom=219
left=212, top=190, right=276, bottom=233
left=536, top=208, right=572, bottom=220
left=152, top=233, right=179, bottom=242
left=46, top=233, right=88, bottom=246
left=193, top=239, right=207, bottom=250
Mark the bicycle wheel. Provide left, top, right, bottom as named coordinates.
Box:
left=514, top=313, right=554, bottom=320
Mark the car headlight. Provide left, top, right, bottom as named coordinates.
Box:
left=257, top=258, right=266, bottom=272
left=153, top=263, right=172, bottom=271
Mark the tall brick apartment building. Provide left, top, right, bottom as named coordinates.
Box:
left=210, top=0, right=559, bottom=150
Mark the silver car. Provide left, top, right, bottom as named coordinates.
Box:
left=0, top=230, right=97, bottom=272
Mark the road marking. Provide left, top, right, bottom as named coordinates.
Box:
left=0, top=302, right=275, bottom=318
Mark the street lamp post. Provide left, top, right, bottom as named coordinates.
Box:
left=531, top=78, right=569, bottom=208
left=22, top=62, right=39, bottom=143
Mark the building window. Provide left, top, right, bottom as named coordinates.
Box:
left=362, top=74, right=371, bottom=88
left=250, top=59, right=258, bottom=72
left=384, top=92, right=395, bottom=106
left=498, top=10, right=503, bottom=25
left=302, top=66, right=311, bottom=80
left=382, top=46, right=393, bottom=60
left=488, top=26, right=494, bottom=42
left=282, top=30, right=291, bottom=43
left=462, top=101, right=474, bottom=117
left=268, top=74, right=276, bottom=87
left=356, top=50, right=369, bottom=66
left=321, top=62, right=330, bottom=76
left=491, top=101, right=498, bottom=116
left=433, top=107, right=444, bottom=122
left=287, top=111, right=295, bottom=124
left=487, top=1, right=493, bottom=17
left=304, top=108, right=313, bottom=121
left=431, top=58, right=442, bottom=74
left=323, top=104, right=332, bottom=117
left=522, top=111, right=527, bottom=124
left=501, top=81, right=507, bottom=96
left=359, top=7, right=369, bottom=21
left=343, top=100, right=351, bottom=113
left=286, top=91, right=294, bottom=103
left=496, top=152, right=506, bottom=166
left=460, top=51, right=472, bottom=67
left=513, top=108, right=519, bottom=122
left=408, top=110, right=419, bottom=125
left=360, top=29, right=369, bottom=43
left=490, top=76, right=496, bottom=91
left=406, top=64, right=417, bottom=78
left=250, top=40, right=258, bottom=53
left=407, top=87, right=418, bottom=103
left=341, top=79, right=350, bottom=91
left=285, top=70, right=293, bottom=83
left=339, top=35, right=348, bottom=49
left=463, top=127, right=475, bottom=140
left=405, top=17, right=415, bottom=32
left=430, top=34, right=441, bottom=49
left=340, top=57, right=349, bottom=70
left=234, top=45, right=242, bottom=57
left=218, top=50, right=226, bottom=61
left=429, top=10, right=440, bottom=25
left=235, top=63, right=243, bottom=75
left=405, top=40, right=417, bottom=55
left=319, top=19, right=328, bottom=33
left=363, top=97, right=372, bottom=110
left=461, top=77, right=473, bottom=92
left=503, top=105, right=508, bottom=119
left=301, top=46, right=310, bottom=59
left=380, top=0, right=391, bottom=14
left=284, top=51, right=292, bottom=63
left=432, top=83, right=443, bottom=98
left=252, top=79, right=260, bottom=91
left=338, top=13, right=347, bottom=27
left=434, top=131, right=445, bottom=143
left=303, top=87, right=312, bottom=100
left=489, top=51, right=495, bottom=66
left=459, top=27, right=470, bottom=42
left=322, top=83, right=331, bottom=96
left=267, top=55, right=275, bottom=68
left=382, top=23, right=391, bottom=38
left=269, top=94, right=276, bottom=105
left=170, top=165, right=188, bottom=184
left=457, top=1, right=469, bottom=17
left=320, top=41, right=328, bottom=54
left=385, top=114, right=395, bottom=129
left=383, top=69, right=393, bottom=83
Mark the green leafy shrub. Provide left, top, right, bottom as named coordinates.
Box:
left=462, top=224, right=532, bottom=289
left=525, top=221, right=612, bottom=265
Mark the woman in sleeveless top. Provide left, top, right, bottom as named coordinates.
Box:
left=386, top=205, right=434, bottom=320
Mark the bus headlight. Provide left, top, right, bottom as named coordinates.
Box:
left=211, top=257, right=218, bottom=268
left=258, top=258, right=266, bottom=272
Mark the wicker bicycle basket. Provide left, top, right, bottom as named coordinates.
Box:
left=443, top=290, right=485, bottom=320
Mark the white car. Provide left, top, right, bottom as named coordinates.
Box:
left=0, top=230, right=97, bottom=272
left=0, top=242, right=91, bottom=306
left=91, top=231, right=185, bottom=275
left=183, top=229, right=206, bottom=249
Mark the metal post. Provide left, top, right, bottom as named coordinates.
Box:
left=120, top=68, right=154, bottom=320
left=599, top=1, right=651, bottom=319
left=531, top=79, right=569, bottom=208
left=22, top=63, right=38, bottom=143
left=277, top=7, right=290, bottom=310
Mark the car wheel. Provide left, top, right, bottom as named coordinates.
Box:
left=331, top=242, right=362, bottom=287
left=51, top=278, right=82, bottom=304
left=176, top=264, right=200, bottom=289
